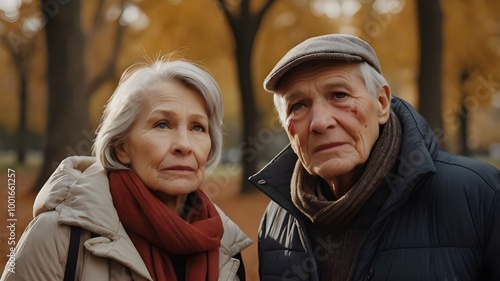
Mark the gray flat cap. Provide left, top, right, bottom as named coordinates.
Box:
left=263, top=34, right=381, bottom=92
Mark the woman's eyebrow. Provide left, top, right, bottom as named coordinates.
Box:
left=147, top=109, right=208, bottom=122
left=147, top=109, right=173, bottom=119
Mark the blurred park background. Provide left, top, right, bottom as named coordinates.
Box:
left=1, top=0, right=500, bottom=280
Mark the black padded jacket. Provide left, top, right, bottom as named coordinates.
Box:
left=249, top=96, right=500, bottom=281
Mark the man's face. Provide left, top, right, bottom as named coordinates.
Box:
left=277, top=63, right=391, bottom=187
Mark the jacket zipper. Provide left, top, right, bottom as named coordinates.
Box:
left=366, top=267, right=374, bottom=280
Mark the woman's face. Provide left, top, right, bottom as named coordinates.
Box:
left=116, top=80, right=212, bottom=197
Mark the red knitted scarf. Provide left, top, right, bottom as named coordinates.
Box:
left=109, top=170, right=223, bottom=281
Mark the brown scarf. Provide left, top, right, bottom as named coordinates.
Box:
left=109, top=170, right=223, bottom=281
left=291, top=111, right=402, bottom=228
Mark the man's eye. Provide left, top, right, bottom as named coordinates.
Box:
left=290, top=103, right=305, bottom=112
left=334, top=93, right=347, bottom=99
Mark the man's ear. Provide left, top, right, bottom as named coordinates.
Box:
left=115, top=142, right=131, bottom=165
left=377, top=85, right=391, bottom=124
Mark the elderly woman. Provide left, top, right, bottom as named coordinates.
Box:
left=2, top=59, right=252, bottom=281
left=250, top=34, right=500, bottom=280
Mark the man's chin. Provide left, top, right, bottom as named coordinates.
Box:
left=313, top=159, right=357, bottom=179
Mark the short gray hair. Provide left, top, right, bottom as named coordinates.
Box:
left=92, top=59, right=224, bottom=173
left=273, top=61, right=389, bottom=127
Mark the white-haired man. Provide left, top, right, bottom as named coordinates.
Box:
left=250, top=34, right=500, bottom=281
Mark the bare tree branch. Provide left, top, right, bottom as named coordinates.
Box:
left=1, top=31, right=37, bottom=74
left=255, top=0, right=275, bottom=26
left=87, top=17, right=125, bottom=96
left=241, top=0, right=249, bottom=19
left=0, top=36, right=14, bottom=56
left=87, top=0, right=127, bottom=96
left=216, top=0, right=236, bottom=28
left=92, top=0, right=106, bottom=34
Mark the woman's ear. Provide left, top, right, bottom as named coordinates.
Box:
left=377, top=85, right=391, bottom=124
left=115, top=142, right=131, bottom=165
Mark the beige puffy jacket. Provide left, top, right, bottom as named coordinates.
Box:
left=1, top=156, right=252, bottom=281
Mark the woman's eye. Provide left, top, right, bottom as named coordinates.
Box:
left=192, top=124, right=205, bottom=132
left=156, top=122, right=168, bottom=129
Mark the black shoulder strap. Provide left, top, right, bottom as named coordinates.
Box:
left=64, top=226, right=81, bottom=281
left=234, top=252, right=246, bottom=281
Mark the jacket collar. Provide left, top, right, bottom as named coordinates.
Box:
left=34, top=156, right=152, bottom=280
left=386, top=96, right=437, bottom=205
left=248, top=144, right=306, bottom=219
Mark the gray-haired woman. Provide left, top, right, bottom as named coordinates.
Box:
left=1, top=59, right=252, bottom=281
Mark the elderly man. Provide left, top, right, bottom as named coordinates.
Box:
left=249, top=34, right=500, bottom=280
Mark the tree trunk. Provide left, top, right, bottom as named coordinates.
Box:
left=16, top=65, right=28, bottom=164
left=10, top=52, right=29, bottom=165
left=34, top=0, right=89, bottom=193
left=3, top=31, right=34, bottom=165
left=216, top=0, right=275, bottom=193
left=458, top=100, right=469, bottom=156
left=234, top=27, right=259, bottom=193
left=458, top=68, right=471, bottom=156
left=416, top=0, right=444, bottom=143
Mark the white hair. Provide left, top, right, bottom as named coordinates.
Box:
left=273, top=61, right=389, bottom=127
left=92, top=59, right=224, bottom=173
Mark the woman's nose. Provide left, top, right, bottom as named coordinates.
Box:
left=171, top=129, right=192, bottom=154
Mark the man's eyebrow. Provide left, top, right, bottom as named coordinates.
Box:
left=283, top=91, right=303, bottom=102
left=321, top=81, right=351, bottom=91
left=283, top=81, right=351, bottom=101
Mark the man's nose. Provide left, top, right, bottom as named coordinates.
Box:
left=310, top=100, right=337, bottom=134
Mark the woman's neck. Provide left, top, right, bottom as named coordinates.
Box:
left=153, top=192, right=189, bottom=215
